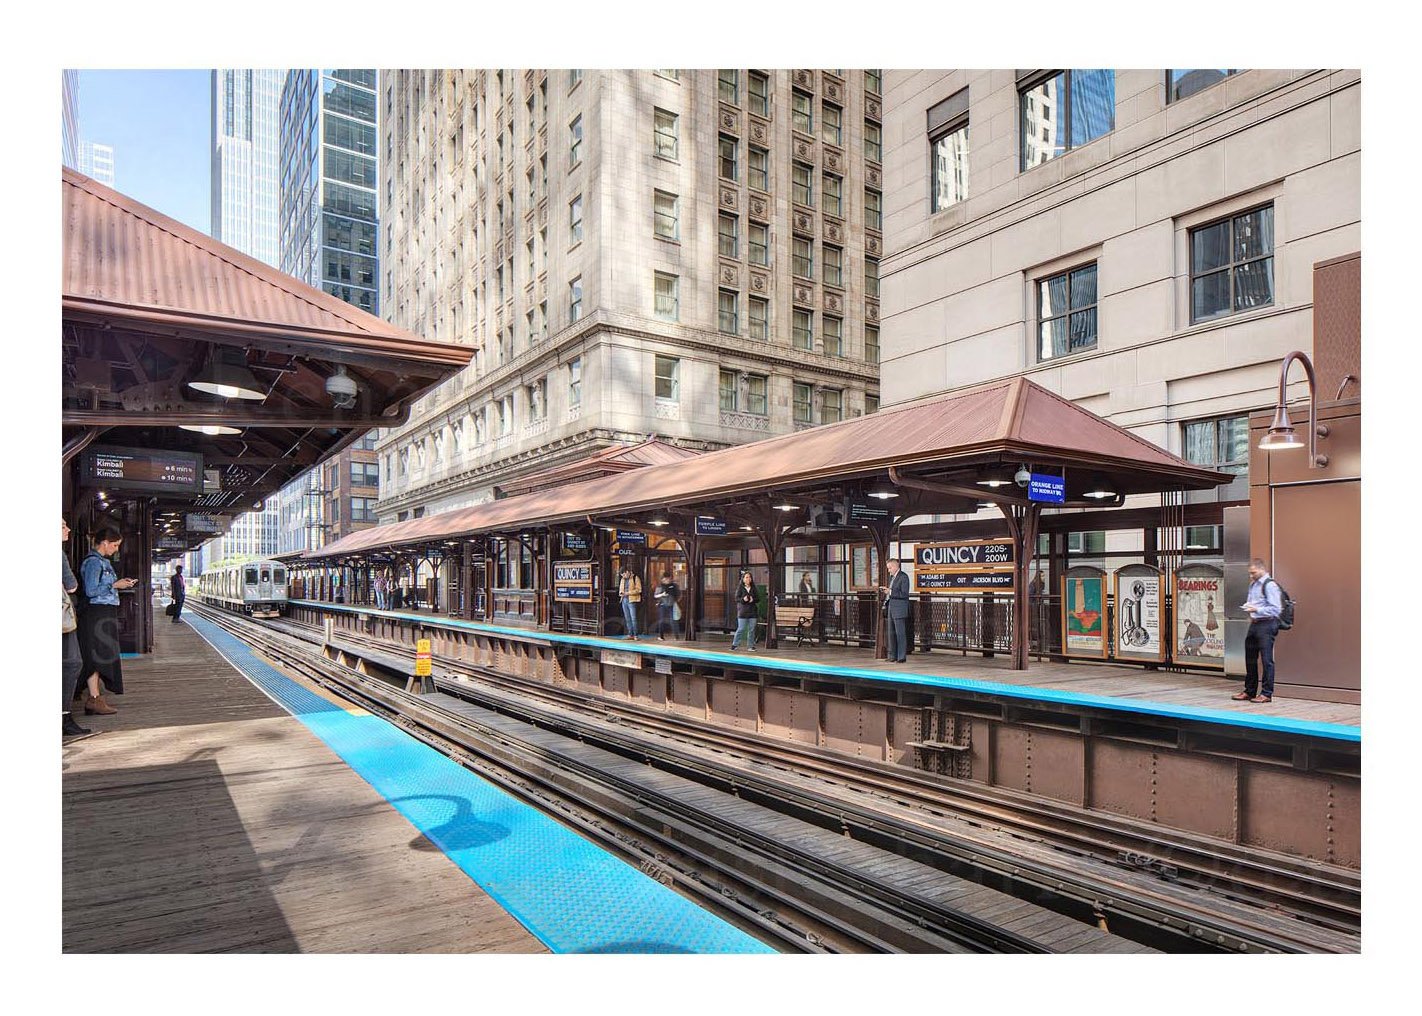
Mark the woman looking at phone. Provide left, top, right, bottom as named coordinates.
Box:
left=77, top=527, right=136, bottom=716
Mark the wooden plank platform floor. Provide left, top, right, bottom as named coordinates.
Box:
left=63, top=620, right=545, bottom=954
left=655, top=637, right=1362, bottom=729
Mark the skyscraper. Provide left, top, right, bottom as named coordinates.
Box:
left=211, top=68, right=283, bottom=267
left=279, top=69, right=380, bottom=314
left=62, top=70, right=79, bottom=170
left=376, top=69, right=883, bottom=521
left=78, top=140, right=115, bottom=187
left=274, top=69, right=381, bottom=551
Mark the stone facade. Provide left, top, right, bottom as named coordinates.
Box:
left=375, top=69, right=882, bottom=521
left=880, top=69, right=1360, bottom=461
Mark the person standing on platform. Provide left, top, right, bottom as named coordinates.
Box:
left=169, top=565, right=186, bottom=624
left=1234, top=557, right=1283, bottom=704
left=62, top=519, right=88, bottom=737
left=730, top=571, right=759, bottom=651
left=77, top=527, right=136, bottom=716
left=618, top=565, right=643, bottom=639
left=654, top=571, right=680, bottom=641
left=881, top=558, right=911, bottom=662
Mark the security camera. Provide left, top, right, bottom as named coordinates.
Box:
left=326, top=365, right=358, bottom=409
left=1014, top=465, right=1032, bottom=488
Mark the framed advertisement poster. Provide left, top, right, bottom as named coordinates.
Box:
left=1113, top=563, right=1166, bottom=663
left=1062, top=566, right=1108, bottom=659
left=1171, top=564, right=1226, bottom=668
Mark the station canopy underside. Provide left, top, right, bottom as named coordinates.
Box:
left=301, top=376, right=1234, bottom=562
left=61, top=169, right=471, bottom=555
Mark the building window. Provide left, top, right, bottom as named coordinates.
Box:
left=749, top=296, right=769, bottom=339
left=526, top=308, right=536, bottom=345
left=821, top=102, right=842, bottom=145
left=569, top=194, right=583, bottom=244
left=793, top=382, right=813, bottom=423
left=1183, top=414, right=1250, bottom=478
left=568, top=114, right=583, bottom=166
left=540, top=153, right=548, bottom=198
left=748, top=71, right=769, bottom=116
left=656, top=69, right=680, bottom=80
left=350, top=461, right=380, bottom=486
left=821, top=388, right=843, bottom=423
left=746, top=374, right=768, bottom=415
left=865, top=324, right=880, bottom=365
left=792, top=90, right=812, bottom=133
left=568, top=356, right=582, bottom=407
left=718, top=212, right=739, bottom=258
left=823, top=244, right=843, bottom=287
left=527, top=378, right=548, bottom=420
left=568, top=69, right=583, bottom=89
left=864, top=120, right=882, bottom=163
left=569, top=276, right=583, bottom=322
left=719, top=134, right=738, bottom=180
left=654, top=108, right=678, bottom=159
left=539, top=299, right=548, bottom=337
left=865, top=256, right=879, bottom=298
left=792, top=237, right=813, bottom=278
left=1038, top=262, right=1098, bottom=361
left=498, top=394, right=515, bottom=435
left=1168, top=69, right=1237, bottom=103
left=1189, top=204, right=1275, bottom=323
left=792, top=162, right=813, bottom=206
left=931, top=117, right=969, bottom=211
left=526, top=167, right=536, bottom=206
left=654, top=354, right=680, bottom=401
left=865, top=393, right=879, bottom=414
left=526, top=238, right=535, bottom=278
left=823, top=172, right=842, bottom=217
left=823, top=315, right=843, bottom=356
left=718, top=69, right=739, bottom=105
left=792, top=308, right=813, bottom=350
left=654, top=189, right=679, bottom=240
left=865, top=188, right=882, bottom=230
left=654, top=272, right=679, bottom=321
left=865, top=69, right=882, bottom=94
left=748, top=146, right=769, bottom=191
left=748, top=223, right=769, bottom=266
left=351, top=496, right=378, bottom=523
left=1019, top=70, right=1115, bottom=170
left=718, top=289, right=739, bottom=334
left=719, top=368, right=739, bottom=412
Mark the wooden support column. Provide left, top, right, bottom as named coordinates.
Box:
left=683, top=531, right=702, bottom=642
left=870, top=521, right=891, bottom=660
left=462, top=542, right=474, bottom=619
left=995, top=501, right=1042, bottom=671
left=755, top=504, right=789, bottom=649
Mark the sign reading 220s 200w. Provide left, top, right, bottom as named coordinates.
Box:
left=914, top=540, right=1016, bottom=595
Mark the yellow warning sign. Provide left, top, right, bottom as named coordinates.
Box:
left=415, top=638, right=432, bottom=677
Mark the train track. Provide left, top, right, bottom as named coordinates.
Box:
left=198, top=604, right=1360, bottom=952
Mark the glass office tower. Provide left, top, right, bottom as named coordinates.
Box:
left=279, top=69, right=379, bottom=314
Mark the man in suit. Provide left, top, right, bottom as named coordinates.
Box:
left=169, top=564, right=186, bottom=624
left=881, top=558, right=911, bottom=662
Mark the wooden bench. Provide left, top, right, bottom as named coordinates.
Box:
left=775, top=605, right=817, bottom=646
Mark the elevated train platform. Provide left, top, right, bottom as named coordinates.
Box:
left=62, top=618, right=771, bottom=953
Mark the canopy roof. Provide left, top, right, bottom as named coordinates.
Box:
left=305, top=376, right=1232, bottom=560
left=61, top=168, right=472, bottom=557
left=494, top=437, right=701, bottom=498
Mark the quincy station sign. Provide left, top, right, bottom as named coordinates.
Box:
left=914, top=539, right=1016, bottom=594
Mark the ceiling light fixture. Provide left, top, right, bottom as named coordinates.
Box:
left=180, top=424, right=242, bottom=436
left=187, top=348, right=267, bottom=401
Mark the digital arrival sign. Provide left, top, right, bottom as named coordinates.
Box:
left=81, top=445, right=204, bottom=496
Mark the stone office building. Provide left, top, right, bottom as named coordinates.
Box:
left=879, top=69, right=1361, bottom=698
left=374, top=69, right=884, bottom=521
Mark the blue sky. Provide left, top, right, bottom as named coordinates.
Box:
left=77, top=69, right=210, bottom=233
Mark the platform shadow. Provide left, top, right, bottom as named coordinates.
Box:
left=383, top=793, right=512, bottom=852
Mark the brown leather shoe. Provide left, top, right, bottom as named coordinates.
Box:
left=83, top=693, right=117, bottom=716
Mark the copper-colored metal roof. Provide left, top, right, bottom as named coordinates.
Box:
left=495, top=437, right=701, bottom=497
left=62, top=168, right=468, bottom=370
left=306, top=377, right=1232, bottom=560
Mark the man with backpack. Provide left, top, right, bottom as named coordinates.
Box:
left=1234, top=557, right=1285, bottom=704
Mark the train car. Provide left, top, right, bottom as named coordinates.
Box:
left=197, top=559, right=289, bottom=618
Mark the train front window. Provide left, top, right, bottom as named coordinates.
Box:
left=261, top=568, right=271, bottom=583
left=274, top=568, right=285, bottom=584
left=245, top=568, right=259, bottom=584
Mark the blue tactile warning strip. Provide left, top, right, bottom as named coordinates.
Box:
left=184, top=612, right=775, bottom=954
left=292, top=601, right=1360, bottom=745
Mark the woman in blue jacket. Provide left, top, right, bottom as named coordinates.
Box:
left=77, top=527, right=137, bottom=715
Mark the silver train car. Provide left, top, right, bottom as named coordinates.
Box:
left=197, top=559, right=289, bottom=618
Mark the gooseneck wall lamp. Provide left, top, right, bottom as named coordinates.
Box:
left=1258, top=350, right=1329, bottom=468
